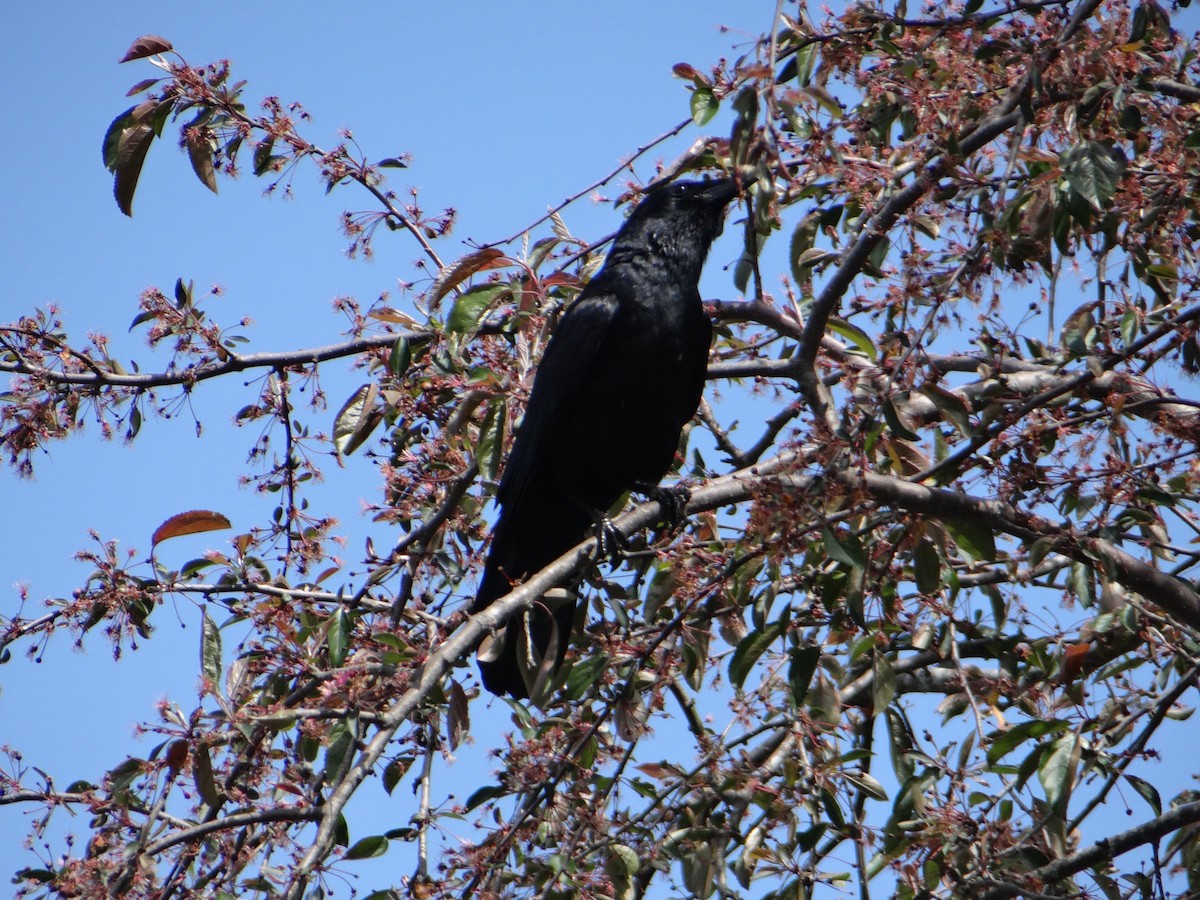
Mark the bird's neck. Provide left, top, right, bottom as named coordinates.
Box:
left=605, top=238, right=709, bottom=290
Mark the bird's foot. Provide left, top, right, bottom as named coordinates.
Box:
left=636, top=481, right=692, bottom=527
left=590, top=509, right=629, bottom=561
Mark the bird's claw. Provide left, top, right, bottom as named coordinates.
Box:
left=638, top=482, right=692, bottom=526
left=590, top=510, right=629, bottom=560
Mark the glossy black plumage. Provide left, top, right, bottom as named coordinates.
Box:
left=472, top=178, right=737, bottom=698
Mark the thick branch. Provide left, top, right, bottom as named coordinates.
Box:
left=0, top=332, right=419, bottom=389
left=979, top=801, right=1200, bottom=899
left=846, top=469, right=1200, bottom=629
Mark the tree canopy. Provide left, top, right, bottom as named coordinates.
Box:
left=3, top=1, right=1200, bottom=898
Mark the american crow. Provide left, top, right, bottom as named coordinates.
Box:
left=472, top=177, right=738, bottom=699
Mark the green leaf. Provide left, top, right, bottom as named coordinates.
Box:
left=789, top=212, right=821, bottom=284
left=446, top=282, right=509, bottom=334
left=606, top=844, right=639, bottom=900
left=106, top=757, right=143, bottom=805
left=787, top=645, right=820, bottom=706
left=388, top=337, right=411, bottom=377
left=823, top=524, right=867, bottom=569
left=1125, top=773, right=1161, bottom=815
left=382, top=756, right=413, bottom=796
left=477, top=398, right=506, bottom=483
left=1038, top=734, right=1078, bottom=812
left=327, top=608, right=350, bottom=667
left=690, top=86, right=719, bottom=126
left=323, top=721, right=355, bottom=782
left=102, top=106, right=136, bottom=170
left=986, top=718, right=1069, bottom=765
left=464, top=783, right=507, bottom=811
left=917, top=385, right=973, bottom=438
left=1060, top=302, right=1098, bottom=357
left=882, top=397, right=920, bottom=441
left=1069, top=561, right=1095, bottom=608
left=333, top=383, right=382, bottom=458
left=944, top=519, right=995, bottom=563
left=913, top=539, right=941, bottom=594
left=826, top=317, right=877, bottom=361
left=252, top=138, right=276, bottom=176
left=728, top=616, right=787, bottom=690
left=844, top=769, right=889, bottom=801
left=872, top=652, right=896, bottom=710
left=1061, top=141, right=1127, bottom=211
left=193, top=743, right=221, bottom=806
left=201, top=611, right=222, bottom=685
left=862, top=236, right=890, bottom=278
left=344, top=835, right=389, bottom=860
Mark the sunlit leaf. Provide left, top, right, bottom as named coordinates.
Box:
left=691, top=86, right=719, bottom=126
left=105, top=113, right=155, bottom=216
left=333, top=383, right=382, bottom=458
left=200, top=611, right=222, bottom=685
left=446, top=282, right=510, bottom=334
left=120, top=34, right=173, bottom=63
left=606, top=844, right=639, bottom=900
left=151, top=510, right=232, bottom=546
left=430, top=248, right=507, bottom=307
left=1038, top=734, right=1078, bottom=812
left=986, top=719, right=1069, bottom=764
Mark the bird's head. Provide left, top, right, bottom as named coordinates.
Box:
left=610, top=177, right=739, bottom=273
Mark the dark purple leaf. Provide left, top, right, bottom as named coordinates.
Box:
left=120, top=35, right=173, bottom=64
left=185, top=129, right=218, bottom=194
left=125, top=77, right=161, bottom=97
left=112, top=122, right=155, bottom=216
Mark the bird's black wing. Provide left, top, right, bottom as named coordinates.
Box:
left=494, top=287, right=620, bottom=513
left=472, top=288, right=622, bottom=698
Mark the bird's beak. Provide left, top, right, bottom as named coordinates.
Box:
left=702, top=178, right=738, bottom=207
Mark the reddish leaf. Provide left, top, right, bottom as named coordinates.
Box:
left=120, top=35, right=173, bottom=63
left=151, top=510, right=232, bottom=546
left=125, top=77, right=161, bottom=97
left=1061, top=642, right=1092, bottom=684
left=164, top=739, right=188, bottom=778
left=429, top=248, right=507, bottom=307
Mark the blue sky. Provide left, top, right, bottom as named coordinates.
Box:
left=0, top=1, right=767, bottom=891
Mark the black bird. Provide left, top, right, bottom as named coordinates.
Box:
left=472, top=177, right=738, bottom=699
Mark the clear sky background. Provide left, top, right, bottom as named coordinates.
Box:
left=0, top=1, right=769, bottom=892
left=5, top=2, right=1200, bottom=896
